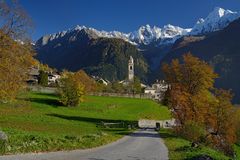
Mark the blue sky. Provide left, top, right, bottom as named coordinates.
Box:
left=19, top=0, right=240, bottom=41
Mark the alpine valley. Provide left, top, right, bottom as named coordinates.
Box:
left=35, top=7, right=240, bottom=103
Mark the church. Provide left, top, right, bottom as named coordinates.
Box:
left=128, top=56, right=134, bottom=82
left=119, top=56, right=135, bottom=85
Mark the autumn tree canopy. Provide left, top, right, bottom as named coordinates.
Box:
left=74, top=70, right=97, bottom=93
left=0, top=0, right=36, bottom=102
left=0, top=31, right=35, bottom=102
left=162, top=53, right=218, bottom=125
left=162, top=53, right=236, bottom=155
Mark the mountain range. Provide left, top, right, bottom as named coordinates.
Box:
left=36, top=7, right=240, bottom=47
left=35, top=7, right=240, bottom=103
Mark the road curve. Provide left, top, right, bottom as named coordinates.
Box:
left=0, top=129, right=168, bottom=160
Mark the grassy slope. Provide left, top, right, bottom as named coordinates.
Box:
left=0, top=92, right=170, bottom=154
left=160, top=129, right=232, bottom=160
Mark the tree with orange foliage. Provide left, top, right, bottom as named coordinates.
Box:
left=74, top=70, right=97, bottom=93
left=206, top=89, right=236, bottom=155
left=162, top=53, right=218, bottom=127
left=162, top=53, right=236, bottom=155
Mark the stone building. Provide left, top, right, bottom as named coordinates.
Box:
left=128, top=56, right=134, bottom=82
left=144, top=80, right=169, bottom=101
left=120, top=56, right=135, bottom=85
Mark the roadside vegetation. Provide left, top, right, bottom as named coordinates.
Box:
left=0, top=92, right=170, bottom=154
left=159, top=129, right=231, bottom=160
left=162, top=53, right=239, bottom=158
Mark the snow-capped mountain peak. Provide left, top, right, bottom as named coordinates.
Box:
left=129, top=24, right=161, bottom=45
left=161, top=24, right=189, bottom=38
left=72, top=25, right=85, bottom=31
left=129, top=24, right=190, bottom=45
left=211, top=7, right=228, bottom=17
left=190, top=7, right=240, bottom=35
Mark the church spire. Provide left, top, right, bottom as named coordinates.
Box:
left=128, top=56, right=134, bottom=82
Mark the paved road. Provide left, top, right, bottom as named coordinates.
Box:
left=0, top=129, right=168, bottom=160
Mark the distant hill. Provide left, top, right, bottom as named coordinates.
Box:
left=160, top=18, right=240, bottom=103
left=35, top=28, right=148, bottom=82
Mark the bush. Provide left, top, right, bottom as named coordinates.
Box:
left=181, top=121, right=206, bottom=144
left=58, top=73, right=85, bottom=107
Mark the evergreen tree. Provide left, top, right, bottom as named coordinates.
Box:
left=133, top=77, right=141, bottom=94
left=38, top=70, right=48, bottom=86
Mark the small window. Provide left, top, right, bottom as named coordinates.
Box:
left=130, top=66, right=133, bottom=70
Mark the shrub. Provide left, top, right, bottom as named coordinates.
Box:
left=58, top=73, right=85, bottom=107
left=181, top=121, right=206, bottom=144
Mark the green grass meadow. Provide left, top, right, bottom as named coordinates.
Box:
left=0, top=92, right=170, bottom=154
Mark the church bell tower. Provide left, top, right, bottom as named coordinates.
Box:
left=128, top=56, right=134, bottom=82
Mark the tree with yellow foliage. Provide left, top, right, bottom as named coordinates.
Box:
left=58, top=72, right=85, bottom=107
left=0, top=0, right=36, bottom=102
left=0, top=31, right=35, bottom=102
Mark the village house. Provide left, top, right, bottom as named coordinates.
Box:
left=144, top=87, right=156, bottom=95
left=27, top=67, right=40, bottom=85
left=48, top=72, right=61, bottom=85
left=27, top=67, right=61, bottom=85
left=92, top=76, right=110, bottom=85
left=144, top=80, right=169, bottom=101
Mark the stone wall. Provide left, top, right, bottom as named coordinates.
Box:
left=138, top=119, right=175, bottom=128
left=27, top=85, right=57, bottom=94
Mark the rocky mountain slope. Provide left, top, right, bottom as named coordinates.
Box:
left=36, top=28, right=148, bottom=82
